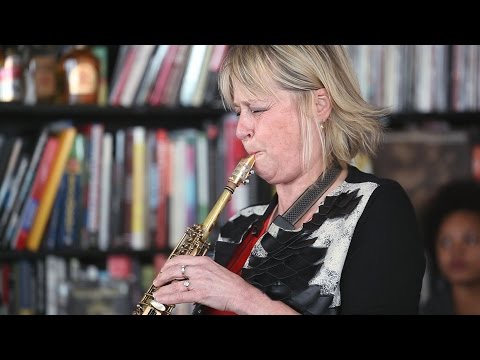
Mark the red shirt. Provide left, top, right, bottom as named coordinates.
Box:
left=203, top=216, right=271, bottom=315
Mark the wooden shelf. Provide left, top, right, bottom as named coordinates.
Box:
left=0, top=248, right=170, bottom=261
left=385, top=111, right=480, bottom=128
left=0, top=103, right=228, bottom=129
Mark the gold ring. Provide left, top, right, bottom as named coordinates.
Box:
left=183, top=280, right=190, bottom=289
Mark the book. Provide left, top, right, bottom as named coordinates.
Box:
left=119, top=45, right=156, bottom=107
left=98, top=132, right=113, bottom=251
left=91, top=45, right=109, bottom=106
left=2, top=129, right=49, bottom=248
left=179, top=45, right=213, bottom=107
left=43, top=169, right=67, bottom=250
left=131, top=127, right=146, bottom=250
left=0, top=137, right=24, bottom=219
left=26, top=126, right=77, bottom=251
left=13, top=136, right=60, bottom=250
left=203, top=45, right=228, bottom=107
left=109, top=46, right=138, bottom=106
left=83, top=123, right=104, bottom=249
left=0, top=154, right=28, bottom=248
left=145, top=130, right=158, bottom=248
left=62, top=133, right=85, bottom=248
left=134, top=45, right=170, bottom=106
left=155, top=128, right=170, bottom=249
left=148, top=45, right=179, bottom=106
left=110, top=129, right=126, bottom=248
left=158, top=45, right=191, bottom=107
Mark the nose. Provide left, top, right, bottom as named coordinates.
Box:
left=450, top=241, right=467, bottom=257
left=236, top=113, right=254, bottom=142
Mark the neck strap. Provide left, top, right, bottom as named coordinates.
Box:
left=273, top=162, right=342, bottom=230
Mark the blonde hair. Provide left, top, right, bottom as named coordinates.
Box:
left=218, top=45, right=387, bottom=172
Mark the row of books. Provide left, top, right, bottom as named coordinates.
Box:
left=0, top=254, right=196, bottom=315
left=109, top=45, right=229, bottom=108
left=0, top=113, right=263, bottom=253
left=345, top=45, right=480, bottom=113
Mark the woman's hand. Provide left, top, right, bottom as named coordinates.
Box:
left=152, top=255, right=253, bottom=313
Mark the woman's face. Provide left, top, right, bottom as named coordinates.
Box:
left=233, top=86, right=322, bottom=186
left=436, top=210, right=480, bottom=286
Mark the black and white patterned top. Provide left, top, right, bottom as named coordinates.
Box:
left=197, top=165, right=425, bottom=315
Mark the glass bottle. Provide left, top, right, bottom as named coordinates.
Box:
left=24, top=45, right=58, bottom=104
left=0, top=46, right=4, bottom=101
left=58, top=45, right=100, bottom=105
left=0, top=45, right=25, bottom=103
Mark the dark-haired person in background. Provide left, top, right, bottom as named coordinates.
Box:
left=421, top=180, right=480, bottom=315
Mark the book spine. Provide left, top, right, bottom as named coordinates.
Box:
left=26, top=127, right=77, bottom=252
left=13, top=137, right=59, bottom=250
left=131, top=127, right=146, bottom=250
left=85, top=124, right=104, bottom=249
left=4, top=129, right=48, bottom=248
left=155, top=129, right=170, bottom=249
left=98, top=132, right=112, bottom=251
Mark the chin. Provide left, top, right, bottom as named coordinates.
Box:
left=446, top=274, right=479, bottom=286
left=253, top=167, right=274, bottom=185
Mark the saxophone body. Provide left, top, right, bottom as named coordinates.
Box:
left=133, top=154, right=256, bottom=315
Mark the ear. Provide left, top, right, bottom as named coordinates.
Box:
left=314, top=88, right=332, bottom=124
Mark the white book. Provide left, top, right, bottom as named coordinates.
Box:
left=86, top=124, right=104, bottom=248
left=179, top=45, right=209, bottom=107
left=168, top=131, right=187, bottom=248
left=119, top=45, right=156, bottom=107
left=190, top=45, right=215, bottom=107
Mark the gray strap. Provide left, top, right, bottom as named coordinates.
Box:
left=273, top=162, right=342, bottom=230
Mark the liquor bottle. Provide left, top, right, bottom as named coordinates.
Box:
left=0, top=46, right=4, bottom=101
left=24, top=45, right=58, bottom=104
left=58, top=45, right=100, bottom=105
left=0, top=45, right=25, bottom=103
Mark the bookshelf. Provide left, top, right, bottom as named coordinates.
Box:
left=0, top=103, right=226, bottom=123
left=0, top=248, right=169, bottom=261
left=0, top=44, right=245, bottom=315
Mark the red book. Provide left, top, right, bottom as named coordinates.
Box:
left=14, top=137, right=59, bottom=250
left=155, top=129, right=170, bottom=249
left=148, top=45, right=179, bottom=106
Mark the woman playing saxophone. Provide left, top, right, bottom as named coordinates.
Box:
left=152, top=45, right=425, bottom=315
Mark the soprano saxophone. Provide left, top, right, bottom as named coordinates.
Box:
left=132, top=154, right=256, bottom=315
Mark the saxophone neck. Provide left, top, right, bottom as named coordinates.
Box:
left=202, top=182, right=235, bottom=235
left=202, top=155, right=255, bottom=236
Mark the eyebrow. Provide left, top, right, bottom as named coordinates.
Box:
left=232, top=99, right=270, bottom=107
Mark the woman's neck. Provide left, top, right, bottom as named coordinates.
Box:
left=452, top=283, right=480, bottom=315
left=275, top=165, right=348, bottom=229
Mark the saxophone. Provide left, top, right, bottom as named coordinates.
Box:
left=132, top=154, right=256, bottom=315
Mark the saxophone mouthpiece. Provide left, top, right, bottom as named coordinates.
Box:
left=245, top=153, right=256, bottom=168
left=229, top=154, right=256, bottom=187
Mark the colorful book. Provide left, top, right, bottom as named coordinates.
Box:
left=131, top=127, right=146, bottom=250
left=13, top=136, right=59, bottom=250
left=26, top=127, right=77, bottom=252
